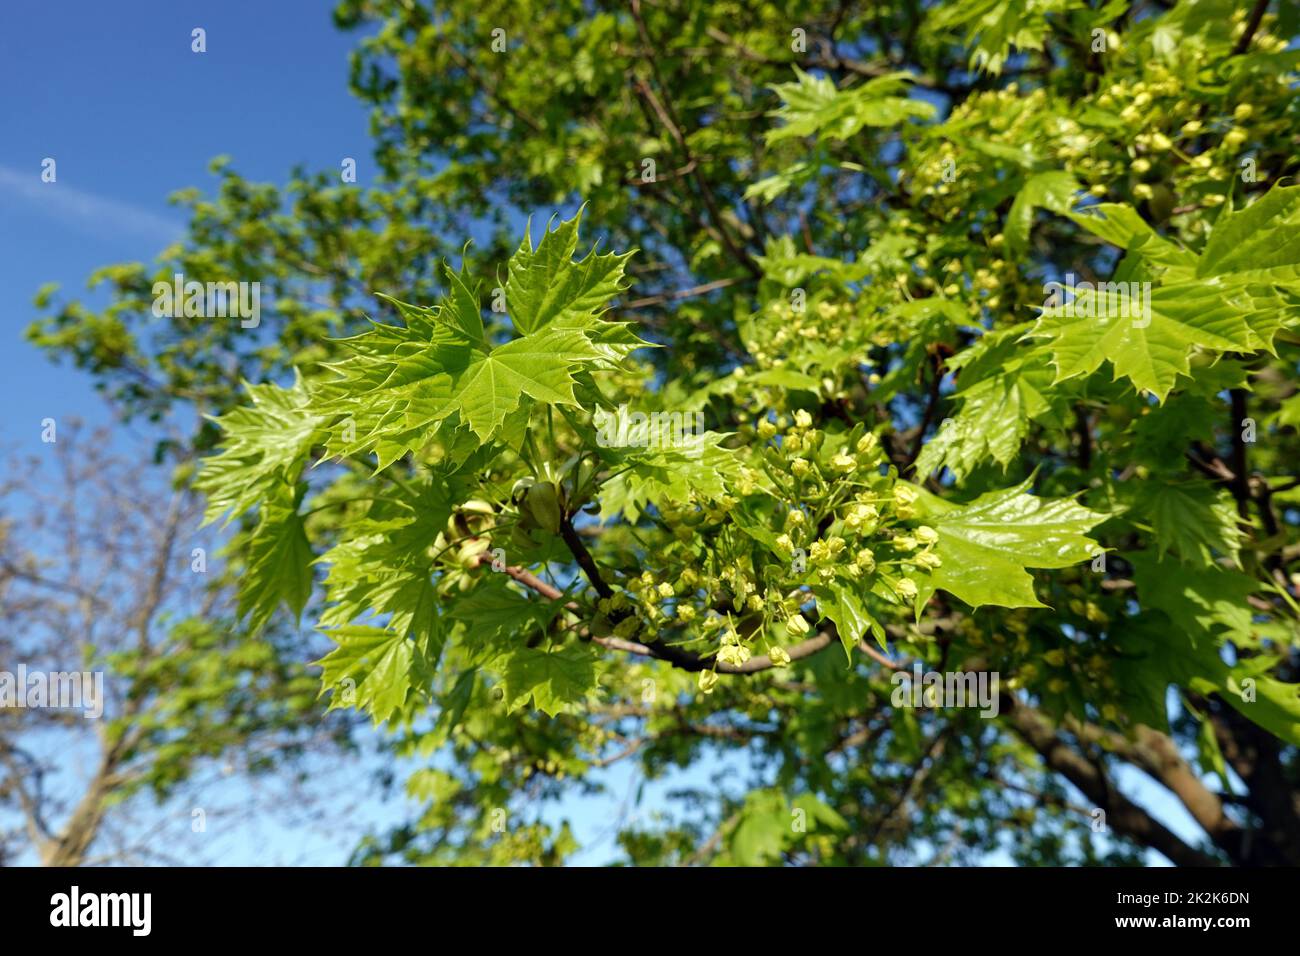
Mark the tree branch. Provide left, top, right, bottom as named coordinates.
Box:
left=1003, top=697, right=1222, bottom=866
left=1232, top=0, right=1271, bottom=55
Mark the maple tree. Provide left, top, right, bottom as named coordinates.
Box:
left=31, top=0, right=1300, bottom=865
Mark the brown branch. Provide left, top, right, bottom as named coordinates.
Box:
left=629, top=1, right=761, bottom=279
left=1232, top=0, right=1271, bottom=55
left=904, top=351, right=946, bottom=472
left=1004, top=698, right=1221, bottom=867
left=558, top=515, right=613, bottom=599
left=865, top=724, right=952, bottom=850
left=1075, top=404, right=1093, bottom=470
left=1186, top=445, right=1235, bottom=484
left=475, top=550, right=834, bottom=675
left=859, top=640, right=905, bottom=670
left=702, top=26, right=941, bottom=88
left=622, top=276, right=748, bottom=310
left=1229, top=388, right=1251, bottom=518
left=0, top=744, right=52, bottom=856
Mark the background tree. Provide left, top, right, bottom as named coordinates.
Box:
left=0, top=424, right=351, bottom=865
left=27, top=0, right=1300, bottom=865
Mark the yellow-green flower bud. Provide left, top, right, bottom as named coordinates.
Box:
left=914, top=550, right=942, bottom=570
left=698, top=669, right=719, bottom=694
left=716, top=643, right=751, bottom=666
left=893, top=484, right=919, bottom=519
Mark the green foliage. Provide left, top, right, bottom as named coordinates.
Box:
left=38, top=0, right=1300, bottom=866
left=912, top=481, right=1107, bottom=609
left=765, top=69, right=935, bottom=144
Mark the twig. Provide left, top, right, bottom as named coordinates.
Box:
left=1232, top=0, right=1271, bottom=55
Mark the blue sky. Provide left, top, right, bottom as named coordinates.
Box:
left=0, top=0, right=374, bottom=442
left=0, top=1, right=1214, bottom=867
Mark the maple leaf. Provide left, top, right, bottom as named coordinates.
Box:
left=196, top=373, right=324, bottom=525
left=237, top=479, right=315, bottom=634
left=1032, top=184, right=1300, bottom=401
left=314, top=625, right=427, bottom=724
left=311, top=212, right=643, bottom=464
left=499, top=645, right=598, bottom=717
left=765, top=68, right=934, bottom=144
left=913, top=480, right=1108, bottom=609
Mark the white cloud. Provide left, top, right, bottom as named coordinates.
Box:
left=0, top=164, right=183, bottom=242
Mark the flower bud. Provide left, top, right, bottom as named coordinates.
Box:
left=831, top=452, right=856, bottom=473
left=893, top=484, right=919, bottom=519
left=717, top=643, right=751, bottom=666
left=914, top=550, right=942, bottom=570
